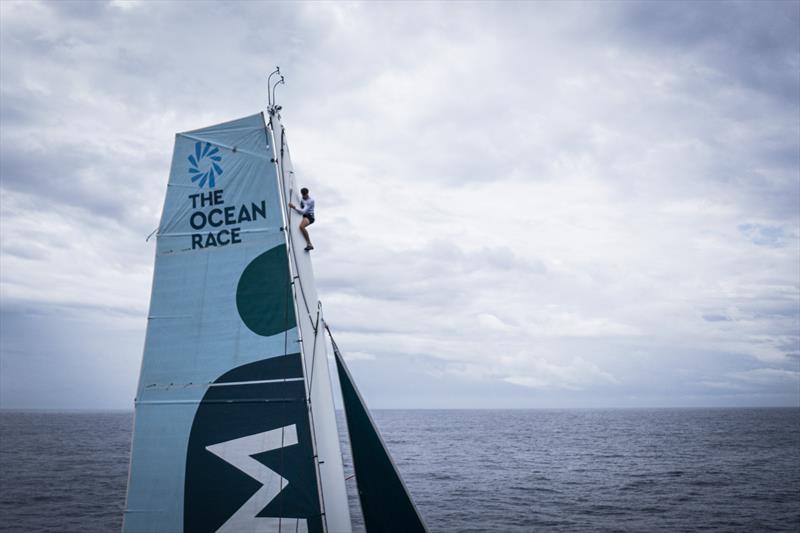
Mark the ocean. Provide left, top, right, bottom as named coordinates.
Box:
left=0, top=408, right=798, bottom=532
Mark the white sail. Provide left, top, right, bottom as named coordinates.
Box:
left=123, top=112, right=351, bottom=533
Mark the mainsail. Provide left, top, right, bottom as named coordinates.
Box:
left=123, top=111, right=351, bottom=532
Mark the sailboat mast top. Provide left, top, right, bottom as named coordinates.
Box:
left=268, top=66, right=285, bottom=117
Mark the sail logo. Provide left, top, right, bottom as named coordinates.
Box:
left=187, top=189, right=268, bottom=250
left=205, top=425, right=308, bottom=533
left=189, top=142, right=223, bottom=188
left=184, top=354, right=323, bottom=533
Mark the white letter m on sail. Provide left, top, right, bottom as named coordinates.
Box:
left=205, top=425, right=308, bottom=533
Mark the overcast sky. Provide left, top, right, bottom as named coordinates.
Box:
left=1, top=0, right=798, bottom=409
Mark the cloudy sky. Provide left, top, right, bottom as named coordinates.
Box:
left=1, top=0, right=798, bottom=409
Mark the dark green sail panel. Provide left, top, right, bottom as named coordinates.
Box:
left=184, top=354, right=323, bottom=533
left=236, top=244, right=296, bottom=336
left=329, top=331, right=428, bottom=533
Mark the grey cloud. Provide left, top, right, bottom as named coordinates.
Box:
left=1, top=146, right=128, bottom=221
left=615, top=1, right=799, bottom=103
left=702, top=314, right=732, bottom=322
left=44, top=0, right=111, bottom=19
left=1, top=242, right=51, bottom=262
left=317, top=238, right=547, bottom=309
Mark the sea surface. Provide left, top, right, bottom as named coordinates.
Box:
left=0, top=408, right=798, bottom=532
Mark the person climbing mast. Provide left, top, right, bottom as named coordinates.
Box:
left=289, top=187, right=315, bottom=251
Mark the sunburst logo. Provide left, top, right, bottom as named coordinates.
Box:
left=188, top=142, right=223, bottom=188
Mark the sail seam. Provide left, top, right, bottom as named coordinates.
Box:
left=209, top=378, right=304, bottom=387
left=178, top=134, right=272, bottom=159
left=157, top=228, right=281, bottom=237
left=134, top=398, right=304, bottom=405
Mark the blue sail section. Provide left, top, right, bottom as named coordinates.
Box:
left=124, top=114, right=324, bottom=533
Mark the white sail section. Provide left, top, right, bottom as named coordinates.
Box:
left=270, top=110, right=353, bottom=533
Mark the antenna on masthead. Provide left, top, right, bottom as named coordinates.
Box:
left=271, top=75, right=285, bottom=110
left=267, top=66, right=280, bottom=106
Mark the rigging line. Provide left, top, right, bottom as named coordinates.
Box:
left=145, top=227, right=158, bottom=242
left=323, top=321, right=337, bottom=354
left=278, top=146, right=317, bottom=368
left=275, top=128, right=309, bottom=376
left=274, top=117, right=294, bottom=533
left=283, top=181, right=312, bottom=320
left=303, top=379, right=328, bottom=532
left=306, top=301, right=323, bottom=401
left=279, top=272, right=291, bottom=524
left=274, top=120, right=329, bottom=530
left=278, top=126, right=316, bottom=327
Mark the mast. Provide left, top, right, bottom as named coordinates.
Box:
left=268, top=99, right=352, bottom=533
